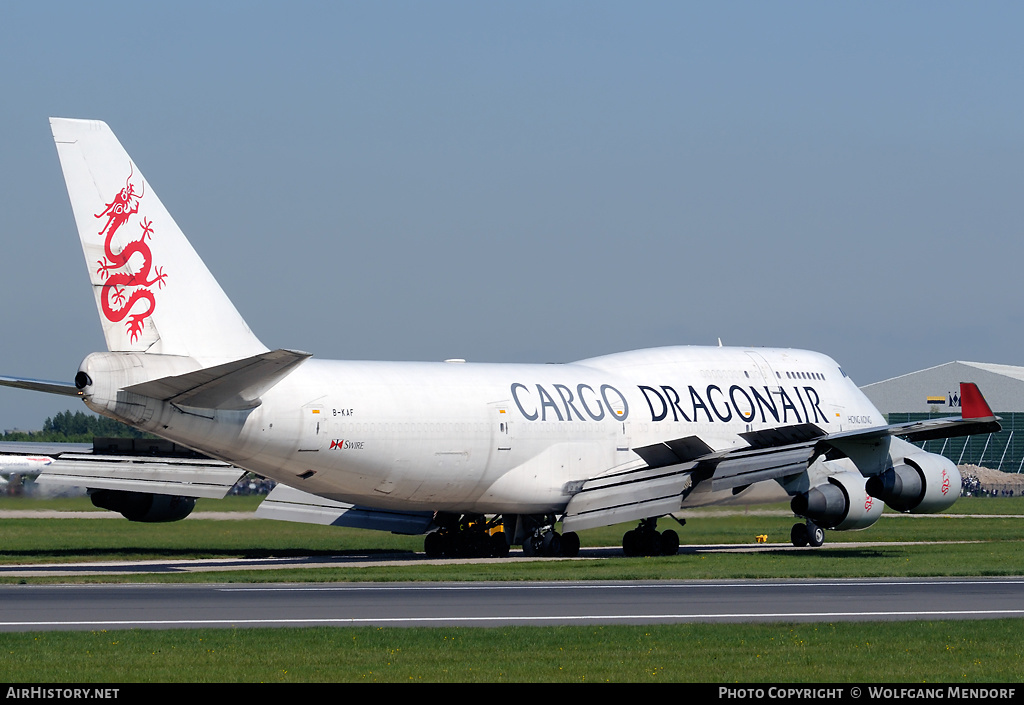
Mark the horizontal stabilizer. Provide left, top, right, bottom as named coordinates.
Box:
left=125, top=349, right=311, bottom=410
left=0, top=375, right=82, bottom=398
left=255, top=484, right=435, bottom=535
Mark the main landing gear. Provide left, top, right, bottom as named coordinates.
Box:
left=622, top=517, right=681, bottom=557
left=522, top=528, right=581, bottom=557
left=505, top=513, right=581, bottom=557
left=423, top=513, right=581, bottom=558
left=790, top=520, right=825, bottom=548
left=423, top=514, right=510, bottom=558
left=422, top=513, right=686, bottom=559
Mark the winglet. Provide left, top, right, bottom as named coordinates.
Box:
left=960, top=382, right=994, bottom=419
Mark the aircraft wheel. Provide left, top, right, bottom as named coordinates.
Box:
left=560, top=531, right=580, bottom=557
left=641, top=531, right=662, bottom=556
left=622, top=529, right=639, bottom=556
left=544, top=531, right=562, bottom=557
left=424, top=531, right=444, bottom=558
left=808, top=522, right=825, bottom=548
left=791, top=523, right=809, bottom=547
left=660, top=529, right=679, bottom=555
left=522, top=535, right=540, bottom=556
left=524, top=531, right=562, bottom=557
left=490, top=531, right=510, bottom=558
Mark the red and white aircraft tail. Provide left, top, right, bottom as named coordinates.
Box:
left=50, top=118, right=266, bottom=363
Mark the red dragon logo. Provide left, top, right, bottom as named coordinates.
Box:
left=94, top=166, right=167, bottom=343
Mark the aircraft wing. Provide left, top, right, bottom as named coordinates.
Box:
left=562, top=431, right=823, bottom=532
left=0, top=442, right=245, bottom=499
left=1, top=441, right=435, bottom=534
left=32, top=452, right=245, bottom=498
left=562, top=382, right=1000, bottom=532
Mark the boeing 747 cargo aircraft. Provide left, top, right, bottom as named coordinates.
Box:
left=0, top=119, right=1000, bottom=558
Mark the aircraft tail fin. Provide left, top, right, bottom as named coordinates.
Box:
left=959, top=382, right=994, bottom=420
left=50, top=118, right=267, bottom=361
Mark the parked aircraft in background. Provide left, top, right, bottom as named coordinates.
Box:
left=0, top=119, right=1000, bottom=557
left=0, top=455, right=53, bottom=475
left=0, top=455, right=53, bottom=491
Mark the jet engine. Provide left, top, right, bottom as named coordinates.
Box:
left=89, top=489, right=196, bottom=522
left=790, top=471, right=884, bottom=531
left=865, top=452, right=961, bottom=514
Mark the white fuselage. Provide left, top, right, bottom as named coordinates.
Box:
left=0, top=456, right=53, bottom=478
left=82, top=345, right=884, bottom=515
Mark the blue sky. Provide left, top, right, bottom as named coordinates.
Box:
left=0, top=2, right=1022, bottom=429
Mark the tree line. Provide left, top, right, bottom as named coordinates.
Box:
left=2, top=410, right=152, bottom=443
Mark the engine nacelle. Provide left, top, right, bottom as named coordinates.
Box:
left=790, top=471, right=884, bottom=530
left=90, top=490, right=196, bottom=522
left=865, top=452, right=961, bottom=514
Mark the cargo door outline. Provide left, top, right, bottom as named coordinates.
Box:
left=298, top=404, right=326, bottom=452
left=493, top=403, right=512, bottom=452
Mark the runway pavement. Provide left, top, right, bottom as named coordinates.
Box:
left=0, top=577, right=1021, bottom=631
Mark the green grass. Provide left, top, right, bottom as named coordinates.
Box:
left=1, top=621, right=1021, bottom=682
left=942, top=496, right=1024, bottom=515
left=0, top=511, right=1017, bottom=564
left=0, top=496, right=1021, bottom=682
left=0, top=517, right=422, bottom=566
left=37, top=539, right=1008, bottom=585
left=0, top=513, right=1019, bottom=586
left=0, top=496, right=1021, bottom=584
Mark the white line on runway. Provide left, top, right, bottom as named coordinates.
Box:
left=3, top=609, right=1024, bottom=629
left=217, top=578, right=1024, bottom=591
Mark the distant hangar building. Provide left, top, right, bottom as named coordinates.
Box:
left=860, top=361, right=1024, bottom=473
